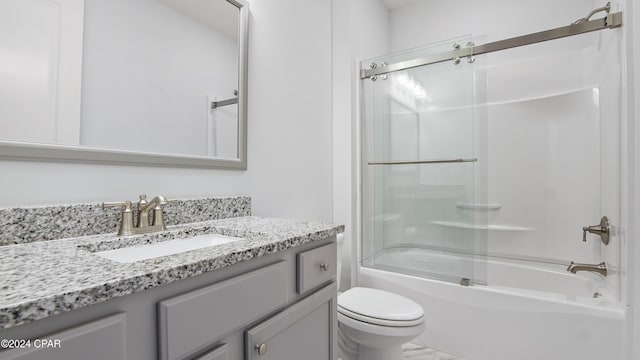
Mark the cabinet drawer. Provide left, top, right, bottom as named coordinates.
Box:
left=0, top=313, right=126, bottom=360
left=296, top=242, right=336, bottom=294
left=158, top=261, right=288, bottom=360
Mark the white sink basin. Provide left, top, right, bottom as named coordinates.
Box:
left=95, top=234, right=242, bottom=263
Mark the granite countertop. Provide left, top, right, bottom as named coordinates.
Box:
left=0, top=216, right=344, bottom=330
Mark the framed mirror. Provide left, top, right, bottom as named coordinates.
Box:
left=0, top=0, right=248, bottom=169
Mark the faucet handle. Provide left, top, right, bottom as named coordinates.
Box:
left=582, top=216, right=610, bottom=245
left=102, top=201, right=135, bottom=236
left=102, top=200, right=132, bottom=211
left=150, top=197, right=177, bottom=228
left=137, top=194, right=148, bottom=206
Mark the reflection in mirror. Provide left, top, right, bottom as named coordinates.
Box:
left=0, top=0, right=248, bottom=167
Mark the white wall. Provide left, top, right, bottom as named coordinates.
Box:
left=388, top=0, right=597, bottom=51
left=332, top=0, right=390, bottom=290
left=0, top=0, right=333, bottom=223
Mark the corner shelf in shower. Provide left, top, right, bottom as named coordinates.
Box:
left=431, top=220, right=533, bottom=231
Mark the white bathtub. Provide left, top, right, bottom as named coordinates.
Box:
left=360, top=248, right=627, bottom=360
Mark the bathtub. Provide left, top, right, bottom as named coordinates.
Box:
left=359, top=248, right=627, bottom=360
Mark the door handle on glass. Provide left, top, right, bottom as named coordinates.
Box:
left=582, top=216, right=610, bottom=245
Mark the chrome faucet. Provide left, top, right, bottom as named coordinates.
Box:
left=566, top=261, right=608, bottom=276
left=136, top=194, right=169, bottom=228
left=103, top=194, right=172, bottom=236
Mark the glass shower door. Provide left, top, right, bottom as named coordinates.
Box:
left=361, top=37, right=486, bottom=285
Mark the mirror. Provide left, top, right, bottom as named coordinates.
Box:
left=0, top=0, right=248, bottom=169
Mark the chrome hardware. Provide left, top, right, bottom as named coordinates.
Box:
left=361, top=10, right=622, bottom=80
left=320, top=263, right=330, bottom=272
left=102, top=194, right=173, bottom=236
left=466, top=42, right=476, bottom=63
left=452, top=43, right=461, bottom=65
left=102, top=201, right=134, bottom=236
left=136, top=194, right=148, bottom=227
left=211, top=97, right=238, bottom=109
left=137, top=194, right=170, bottom=228
left=573, top=2, right=610, bottom=24
left=567, top=261, right=607, bottom=276
left=256, top=343, right=267, bottom=355
left=371, top=62, right=388, bottom=79
left=211, top=89, right=239, bottom=109
left=582, top=216, right=610, bottom=245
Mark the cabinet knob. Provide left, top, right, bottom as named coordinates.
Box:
left=320, top=263, right=330, bottom=272
left=256, top=343, right=267, bottom=355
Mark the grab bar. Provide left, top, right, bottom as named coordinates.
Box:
left=211, top=97, right=238, bottom=109
left=368, top=158, right=477, bottom=165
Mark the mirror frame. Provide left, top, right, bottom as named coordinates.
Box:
left=0, top=0, right=249, bottom=169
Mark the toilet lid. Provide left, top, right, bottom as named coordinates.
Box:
left=338, top=287, right=424, bottom=326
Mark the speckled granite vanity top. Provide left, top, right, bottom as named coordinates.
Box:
left=0, top=198, right=343, bottom=330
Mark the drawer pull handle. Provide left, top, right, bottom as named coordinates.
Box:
left=320, top=263, right=330, bottom=272
left=256, top=343, right=267, bottom=355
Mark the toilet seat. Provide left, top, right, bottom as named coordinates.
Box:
left=337, top=287, right=424, bottom=327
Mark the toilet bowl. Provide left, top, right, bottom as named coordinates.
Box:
left=337, top=287, right=425, bottom=360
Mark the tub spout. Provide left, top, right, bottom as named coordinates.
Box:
left=566, top=261, right=607, bottom=276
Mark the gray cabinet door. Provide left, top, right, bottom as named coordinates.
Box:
left=0, top=313, right=126, bottom=360
left=245, top=282, right=336, bottom=360
left=193, top=343, right=228, bottom=360
left=159, top=261, right=288, bottom=360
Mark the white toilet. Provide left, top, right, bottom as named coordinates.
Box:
left=337, top=287, right=425, bottom=360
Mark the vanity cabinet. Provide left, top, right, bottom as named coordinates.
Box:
left=0, top=236, right=337, bottom=360
left=158, top=243, right=337, bottom=360
left=0, top=313, right=126, bottom=360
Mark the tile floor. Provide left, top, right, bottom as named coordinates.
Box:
left=402, top=343, right=464, bottom=360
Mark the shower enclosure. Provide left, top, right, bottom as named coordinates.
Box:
left=361, top=36, right=485, bottom=285
left=358, top=8, right=627, bottom=360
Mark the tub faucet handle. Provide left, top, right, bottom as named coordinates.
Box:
left=582, top=216, right=610, bottom=245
